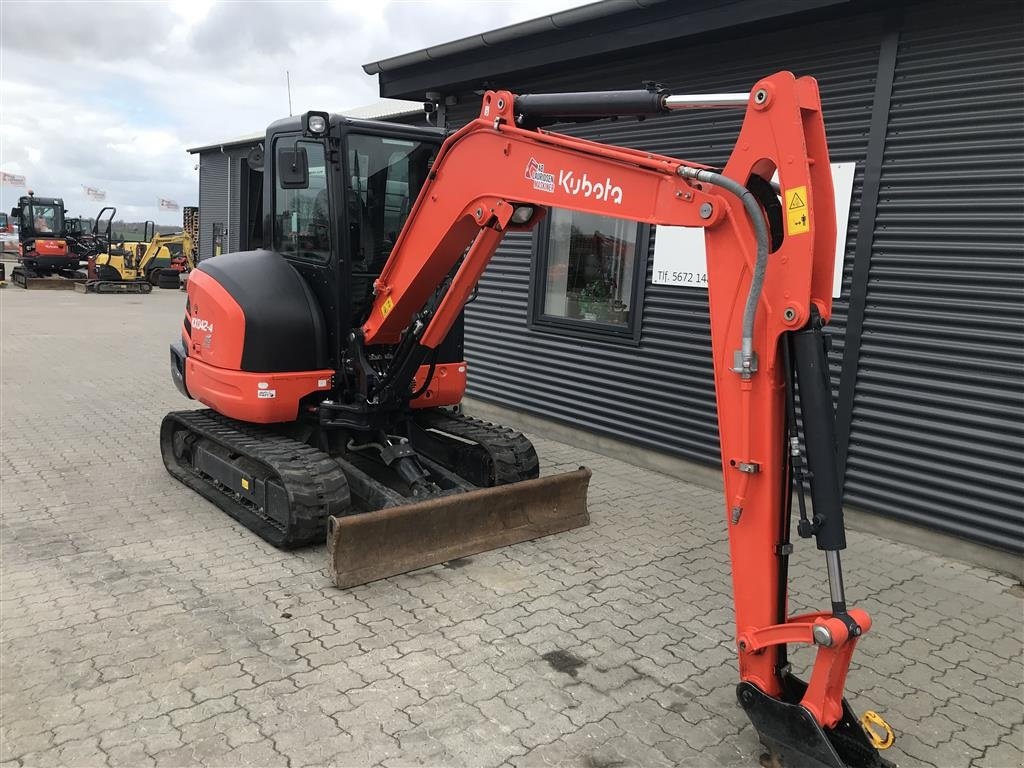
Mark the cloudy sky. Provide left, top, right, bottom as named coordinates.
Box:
left=1, top=0, right=593, bottom=225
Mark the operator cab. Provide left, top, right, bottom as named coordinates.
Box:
left=259, top=111, right=445, bottom=369
left=13, top=193, right=65, bottom=239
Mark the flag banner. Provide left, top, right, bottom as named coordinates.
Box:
left=83, top=185, right=106, bottom=201
left=1, top=172, right=26, bottom=187
left=158, top=198, right=180, bottom=211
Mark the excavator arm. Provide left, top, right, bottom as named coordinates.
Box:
left=357, top=71, right=892, bottom=768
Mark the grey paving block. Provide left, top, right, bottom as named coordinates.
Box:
left=1, top=290, right=1020, bottom=768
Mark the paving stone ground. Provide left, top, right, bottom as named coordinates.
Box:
left=1, top=287, right=1022, bottom=768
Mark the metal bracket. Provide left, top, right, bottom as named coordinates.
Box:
left=380, top=438, right=417, bottom=466
left=775, top=543, right=794, bottom=556
left=731, top=349, right=758, bottom=378
left=735, top=461, right=760, bottom=474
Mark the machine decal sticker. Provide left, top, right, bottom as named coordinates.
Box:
left=785, top=186, right=810, bottom=235
left=381, top=296, right=394, bottom=318
left=558, top=170, right=623, bottom=204
left=257, top=389, right=277, bottom=399
left=191, top=317, right=214, bottom=333
left=524, top=158, right=554, bottom=193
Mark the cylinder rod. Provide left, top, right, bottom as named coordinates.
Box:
left=663, top=93, right=750, bottom=109
left=825, top=550, right=847, bottom=611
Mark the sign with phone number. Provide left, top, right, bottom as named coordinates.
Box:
left=651, top=162, right=855, bottom=299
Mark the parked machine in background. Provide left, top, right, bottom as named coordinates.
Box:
left=9, top=192, right=76, bottom=286
left=64, top=206, right=117, bottom=261
left=0, top=211, right=17, bottom=254
left=162, top=73, right=894, bottom=767
left=79, top=230, right=195, bottom=293
left=73, top=207, right=195, bottom=293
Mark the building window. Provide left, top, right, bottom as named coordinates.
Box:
left=531, top=208, right=649, bottom=342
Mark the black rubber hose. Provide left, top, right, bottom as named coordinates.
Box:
left=410, top=350, right=439, bottom=400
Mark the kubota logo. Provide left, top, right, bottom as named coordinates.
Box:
left=191, top=317, right=214, bottom=333
left=558, top=170, right=623, bottom=205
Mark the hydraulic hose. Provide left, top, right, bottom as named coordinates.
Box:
left=678, top=166, right=770, bottom=377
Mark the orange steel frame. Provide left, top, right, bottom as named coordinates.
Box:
left=360, top=71, right=868, bottom=728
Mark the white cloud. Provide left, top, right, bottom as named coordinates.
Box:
left=1, top=0, right=591, bottom=225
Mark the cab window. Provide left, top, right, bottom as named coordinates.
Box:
left=274, top=137, right=330, bottom=263
left=346, top=134, right=435, bottom=276
left=24, top=203, right=62, bottom=235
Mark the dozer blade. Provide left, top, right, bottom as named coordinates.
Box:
left=328, top=467, right=591, bottom=588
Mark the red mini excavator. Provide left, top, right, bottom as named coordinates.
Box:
left=161, top=72, right=893, bottom=767
left=9, top=192, right=76, bottom=286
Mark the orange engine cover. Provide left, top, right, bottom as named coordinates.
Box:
left=182, top=267, right=333, bottom=424
left=184, top=356, right=333, bottom=423
left=411, top=362, right=467, bottom=409
left=21, top=238, right=68, bottom=257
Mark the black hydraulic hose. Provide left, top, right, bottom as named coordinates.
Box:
left=677, top=167, right=770, bottom=376
left=410, top=350, right=438, bottom=400
left=775, top=338, right=797, bottom=673
left=783, top=336, right=813, bottom=537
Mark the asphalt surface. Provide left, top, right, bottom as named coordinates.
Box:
left=1, top=287, right=1022, bottom=767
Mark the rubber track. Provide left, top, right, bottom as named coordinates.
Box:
left=161, top=409, right=350, bottom=548
left=417, top=410, right=540, bottom=486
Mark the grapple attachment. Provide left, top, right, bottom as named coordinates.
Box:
left=327, top=468, right=591, bottom=588
left=739, top=675, right=895, bottom=768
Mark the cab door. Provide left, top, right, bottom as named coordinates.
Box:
left=269, top=132, right=345, bottom=369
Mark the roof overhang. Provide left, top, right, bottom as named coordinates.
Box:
left=186, top=134, right=263, bottom=155
left=364, top=0, right=854, bottom=100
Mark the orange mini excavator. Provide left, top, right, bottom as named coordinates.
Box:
left=162, top=72, right=893, bottom=766
left=9, top=192, right=76, bottom=286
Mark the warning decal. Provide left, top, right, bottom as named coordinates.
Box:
left=380, top=296, right=394, bottom=318
left=785, top=186, right=810, bottom=236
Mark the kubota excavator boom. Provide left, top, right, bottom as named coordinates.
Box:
left=162, top=71, right=891, bottom=767
left=347, top=71, right=889, bottom=767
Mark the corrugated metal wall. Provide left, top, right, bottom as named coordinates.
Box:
left=228, top=150, right=243, bottom=253
left=197, top=147, right=250, bottom=259
left=198, top=151, right=227, bottom=261
left=449, top=14, right=882, bottom=464
left=842, top=1, right=1024, bottom=550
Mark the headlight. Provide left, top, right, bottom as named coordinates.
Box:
left=510, top=205, right=534, bottom=225
left=306, top=112, right=328, bottom=135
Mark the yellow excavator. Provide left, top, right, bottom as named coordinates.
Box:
left=81, top=230, right=195, bottom=293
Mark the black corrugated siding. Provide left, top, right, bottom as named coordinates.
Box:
left=843, top=2, right=1024, bottom=551
left=451, top=15, right=881, bottom=465
left=198, top=151, right=228, bottom=261
left=228, top=149, right=247, bottom=253
left=198, top=147, right=253, bottom=258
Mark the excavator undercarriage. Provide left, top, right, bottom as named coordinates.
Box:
left=161, top=408, right=590, bottom=583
